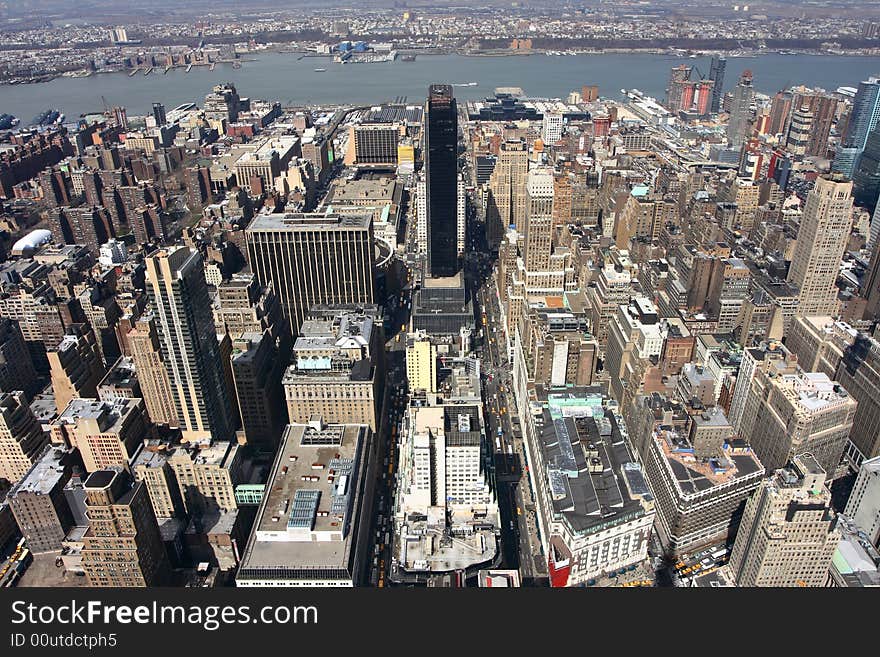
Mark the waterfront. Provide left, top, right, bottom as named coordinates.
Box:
left=4, top=52, right=880, bottom=121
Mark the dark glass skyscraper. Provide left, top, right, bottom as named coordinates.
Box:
left=853, top=126, right=880, bottom=208
left=833, top=76, right=880, bottom=177
left=425, top=84, right=459, bottom=278
left=152, top=102, right=166, bottom=126
left=709, top=56, right=726, bottom=114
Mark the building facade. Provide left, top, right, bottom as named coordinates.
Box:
left=787, top=174, right=853, bottom=317
left=7, top=446, right=76, bottom=552
left=81, top=468, right=171, bottom=587
left=729, top=454, right=838, bottom=587
left=0, top=392, right=48, bottom=484
left=146, top=248, right=236, bottom=442
left=246, top=212, right=375, bottom=334
left=425, top=84, right=459, bottom=278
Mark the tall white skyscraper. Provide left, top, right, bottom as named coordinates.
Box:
left=145, top=247, right=236, bottom=442
left=845, top=456, right=880, bottom=547
left=542, top=112, right=563, bottom=144
left=729, top=454, right=838, bottom=587
left=787, top=174, right=854, bottom=317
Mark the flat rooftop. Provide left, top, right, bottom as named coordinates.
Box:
left=326, top=177, right=399, bottom=204
left=130, top=440, right=172, bottom=471
left=832, top=517, right=880, bottom=586
left=30, top=392, right=58, bottom=426
left=691, top=567, right=734, bottom=588
left=245, top=211, right=371, bottom=232
left=56, top=397, right=139, bottom=432
left=745, top=341, right=789, bottom=363
left=296, top=313, right=374, bottom=352
left=235, top=135, right=299, bottom=162
left=288, top=313, right=379, bottom=380
left=98, top=357, right=138, bottom=390
left=746, top=262, right=799, bottom=298
left=238, top=422, right=370, bottom=572
left=478, top=570, right=522, bottom=587
left=423, top=272, right=464, bottom=289
left=8, top=446, right=69, bottom=497
left=187, top=441, right=236, bottom=468
left=774, top=371, right=854, bottom=413
left=654, top=428, right=764, bottom=495
left=231, top=332, right=265, bottom=363
left=83, top=470, right=116, bottom=489
left=283, top=357, right=374, bottom=383
left=362, top=105, right=422, bottom=124
left=401, top=529, right=496, bottom=573
left=534, top=386, right=652, bottom=535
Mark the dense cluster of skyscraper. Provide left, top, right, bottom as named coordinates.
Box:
left=1, top=50, right=880, bottom=591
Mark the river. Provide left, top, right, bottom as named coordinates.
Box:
left=4, top=52, right=880, bottom=122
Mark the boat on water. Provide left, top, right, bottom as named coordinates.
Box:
left=453, top=82, right=478, bottom=87
left=30, top=109, right=62, bottom=126
left=314, top=67, right=327, bottom=72
left=31, top=110, right=50, bottom=125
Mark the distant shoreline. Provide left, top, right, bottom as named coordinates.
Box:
left=5, top=50, right=880, bottom=122
left=3, top=46, right=880, bottom=87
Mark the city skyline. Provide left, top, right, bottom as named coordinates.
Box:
left=3, top=2, right=880, bottom=598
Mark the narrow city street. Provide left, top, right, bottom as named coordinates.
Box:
left=465, top=197, right=547, bottom=585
